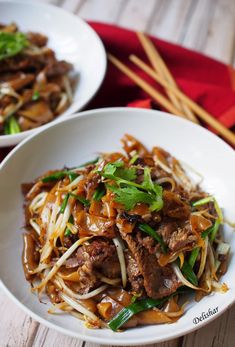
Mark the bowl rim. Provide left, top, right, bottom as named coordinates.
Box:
left=0, top=107, right=235, bottom=345
left=0, top=0, right=107, bottom=146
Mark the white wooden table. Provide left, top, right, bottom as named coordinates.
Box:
left=1, top=0, right=235, bottom=346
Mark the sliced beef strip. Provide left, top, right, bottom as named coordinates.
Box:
left=163, top=190, right=190, bottom=220
left=168, top=223, right=197, bottom=252
left=66, top=239, right=121, bottom=279
left=157, top=219, right=197, bottom=252
left=125, top=250, right=144, bottom=293
left=27, top=32, right=48, bottom=47
left=120, top=232, right=180, bottom=299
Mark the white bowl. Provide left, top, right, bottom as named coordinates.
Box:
left=0, top=108, right=234, bottom=345
left=0, top=0, right=106, bottom=147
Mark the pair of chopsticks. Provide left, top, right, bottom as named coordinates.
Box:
left=108, top=32, right=235, bottom=147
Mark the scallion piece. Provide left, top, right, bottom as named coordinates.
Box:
left=192, top=196, right=223, bottom=223
left=42, top=171, right=78, bottom=183
left=181, top=260, right=198, bottom=286
left=108, top=287, right=190, bottom=331
left=4, top=116, right=21, bottom=135
left=188, top=247, right=200, bottom=268
left=60, top=193, right=69, bottom=213
left=32, top=90, right=40, bottom=101
left=129, top=154, right=139, bottom=165
left=70, top=193, right=90, bottom=207
left=64, top=215, right=74, bottom=236
left=93, top=184, right=106, bottom=201
left=209, top=219, right=220, bottom=242
left=108, top=296, right=169, bottom=331
left=77, top=157, right=99, bottom=168
left=139, top=223, right=167, bottom=253
left=64, top=228, right=71, bottom=237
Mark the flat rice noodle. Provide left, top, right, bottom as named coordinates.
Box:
left=116, top=214, right=136, bottom=234
left=137, top=309, right=173, bottom=325
left=75, top=210, right=116, bottom=238
left=58, top=270, right=80, bottom=282
left=22, top=231, right=40, bottom=280
left=98, top=295, right=138, bottom=328
left=106, top=287, right=132, bottom=307
left=97, top=302, right=112, bottom=320
left=190, top=214, right=212, bottom=234
left=89, top=200, right=103, bottom=216
left=121, top=134, right=149, bottom=157
left=158, top=247, right=192, bottom=267
left=152, top=147, right=171, bottom=168
left=79, top=298, right=97, bottom=313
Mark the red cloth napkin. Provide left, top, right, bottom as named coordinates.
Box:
left=88, top=22, right=235, bottom=130
left=1, top=22, right=235, bottom=161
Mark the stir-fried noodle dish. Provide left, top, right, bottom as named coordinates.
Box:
left=22, top=135, right=229, bottom=330
left=0, top=23, right=74, bottom=135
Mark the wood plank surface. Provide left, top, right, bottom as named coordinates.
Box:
left=1, top=0, right=235, bottom=346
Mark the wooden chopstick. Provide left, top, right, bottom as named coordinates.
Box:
left=108, top=53, right=187, bottom=119
left=137, top=32, right=198, bottom=123
left=129, top=54, right=235, bottom=146
left=137, top=32, right=182, bottom=113
left=137, top=32, right=199, bottom=124
left=108, top=53, right=235, bottom=147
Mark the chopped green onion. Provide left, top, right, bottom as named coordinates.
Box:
left=209, top=219, right=220, bottom=242
left=42, top=171, right=78, bottom=183
left=188, top=247, right=200, bottom=268
left=70, top=193, right=90, bottom=207
left=60, top=193, right=70, bottom=213
left=64, top=228, right=71, bottom=237
left=192, top=196, right=213, bottom=207
left=129, top=154, right=139, bottom=165
left=181, top=260, right=198, bottom=286
left=3, top=120, right=10, bottom=135
left=192, top=196, right=223, bottom=223
left=64, top=215, right=74, bottom=236
left=4, top=116, right=21, bottom=135
left=32, top=90, right=40, bottom=101
left=67, top=172, right=78, bottom=182
left=93, top=184, right=106, bottom=201
left=130, top=295, right=138, bottom=304
left=139, top=223, right=167, bottom=253
left=108, top=296, right=169, bottom=331
left=78, top=157, right=100, bottom=168
left=189, top=220, right=220, bottom=268
left=0, top=31, right=28, bottom=61
left=108, top=288, right=188, bottom=331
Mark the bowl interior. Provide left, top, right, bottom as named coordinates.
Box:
left=0, top=108, right=234, bottom=345
left=0, top=0, right=106, bottom=147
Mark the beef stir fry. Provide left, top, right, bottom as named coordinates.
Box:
left=22, top=135, right=229, bottom=330
left=0, top=23, right=74, bottom=135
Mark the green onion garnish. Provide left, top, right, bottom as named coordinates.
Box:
left=129, top=154, right=139, bottom=165
left=139, top=223, right=167, bottom=253
left=4, top=116, right=21, bottom=135
left=42, top=171, right=78, bottom=183
left=0, top=31, right=28, bottom=61
left=108, top=296, right=169, bottom=331
left=181, top=260, right=198, bottom=286
left=64, top=215, right=74, bottom=236
left=188, top=247, right=200, bottom=268
left=60, top=193, right=70, bottom=213
left=70, top=193, right=90, bottom=207
left=78, top=157, right=100, bottom=168
left=32, top=90, right=40, bottom=101
left=93, top=184, right=106, bottom=201
left=108, top=287, right=188, bottom=331
left=189, top=220, right=220, bottom=268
